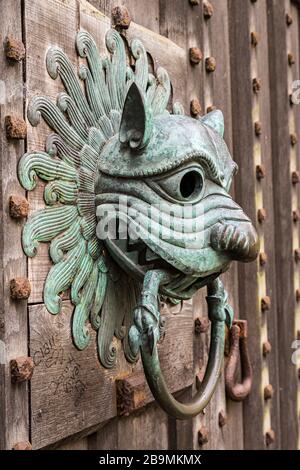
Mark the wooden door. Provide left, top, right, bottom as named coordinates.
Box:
left=0, top=0, right=300, bottom=450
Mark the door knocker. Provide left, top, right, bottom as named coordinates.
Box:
left=18, top=29, right=258, bottom=419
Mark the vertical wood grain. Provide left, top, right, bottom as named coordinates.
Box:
left=0, top=0, right=29, bottom=450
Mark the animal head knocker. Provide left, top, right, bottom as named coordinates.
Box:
left=18, top=29, right=258, bottom=419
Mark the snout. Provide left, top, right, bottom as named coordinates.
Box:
left=210, top=221, right=259, bottom=262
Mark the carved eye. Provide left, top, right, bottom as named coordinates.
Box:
left=151, top=166, right=205, bottom=202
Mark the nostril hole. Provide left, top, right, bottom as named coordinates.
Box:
left=180, top=171, right=203, bottom=199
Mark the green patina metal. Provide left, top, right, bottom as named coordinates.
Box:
left=18, top=28, right=258, bottom=418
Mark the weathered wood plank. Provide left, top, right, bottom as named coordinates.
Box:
left=0, top=0, right=29, bottom=450
left=228, top=0, right=265, bottom=449
left=253, top=0, right=281, bottom=449
left=267, top=0, right=299, bottom=450
left=29, top=271, right=194, bottom=448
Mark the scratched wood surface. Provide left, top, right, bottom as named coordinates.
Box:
left=1, top=0, right=300, bottom=451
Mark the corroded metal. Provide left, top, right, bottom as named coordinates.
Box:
left=225, top=320, right=253, bottom=402
left=18, top=28, right=258, bottom=419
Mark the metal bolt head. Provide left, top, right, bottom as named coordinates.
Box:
left=198, top=426, right=209, bottom=446
left=259, top=252, right=268, bottom=266
left=195, top=317, right=210, bottom=334
left=265, top=429, right=275, bottom=446
left=205, top=56, right=216, bottom=73
left=5, top=36, right=26, bottom=62
left=292, top=171, right=300, bottom=185
left=288, top=53, right=295, bottom=66
left=203, top=0, right=214, bottom=19
left=263, top=341, right=272, bottom=356
left=10, top=277, right=31, bottom=300
left=290, top=134, right=298, bottom=146
left=206, top=105, right=217, bottom=113
left=254, top=121, right=262, bottom=136
left=218, top=410, right=227, bottom=428
left=261, top=296, right=271, bottom=312
left=286, top=13, right=293, bottom=26
left=190, top=98, right=202, bottom=117
left=112, top=5, right=131, bottom=30
left=12, top=441, right=32, bottom=450
left=251, top=31, right=259, bottom=47
left=9, top=195, right=29, bottom=219
left=10, top=357, right=34, bottom=383
left=257, top=208, right=266, bottom=223
left=5, top=115, right=27, bottom=140
left=256, top=164, right=266, bottom=181
left=189, top=0, right=200, bottom=5
left=295, top=249, right=300, bottom=263
left=252, top=78, right=261, bottom=94
left=264, top=384, right=274, bottom=400
left=293, top=210, right=300, bottom=223
left=189, top=47, right=203, bottom=65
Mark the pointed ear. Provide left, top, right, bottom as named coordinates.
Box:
left=119, top=82, right=153, bottom=150
left=201, top=109, right=224, bottom=137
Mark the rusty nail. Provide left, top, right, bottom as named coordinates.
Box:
left=9, top=195, right=29, bottom=219
left=253, top=78, right=261, bottom=94
left=259, top=252, right=268, bottom=267
left=257, top=208, right=266, bottom=223
left=293, top=210, right=300, bottom=223
left=112, top=5, right=131, bottom=30
left=251, top=32, right=259, bottom=47
left=195, top=317, right=210, bottom=334
left=10, top=278, right=31, bottom=300
left=10, top=357, right=34, bottom=383
left=291, top=134, right=298, bottom=146
left=261, top=296, right=271, bottom=312
left=205, top=56, right=216, bottom=73
left=4, top=36, right=26, bottom=62
left=189, top=47, right=203, bottom=65
left=265, top=429, right=275, bottom=446
left=296, top=290, right=300, bottom=303
left=189, top=0, right=200, bottom=5
left=190, top=98, right=202, bottom=117
left=254, top=121, right=262, bottom=136
left=207, top=105, right=217, bottom=113
left=288, top=53, right=295, bottom=66
left=12, top=441, right=32, bottom=451
left=5, top=115, right=27, bottom=140
left=295, top=249, right=300, bottom=263
left=256, top=164, right=266, bottom=181
left=218, top=410, right=227, bottom=428
left=203, top=0, right=213, bottom=19
left=264, top=384, right=274, bottom=400
left=263, top=341, right=272, bottom=357
left=286, top=13, right=293, bottom=26
left=198, top=426, right=209, bottom=446
left=292, top=171, right=300, bottom=185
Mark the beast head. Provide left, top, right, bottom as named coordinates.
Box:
left=95, top=83, right=259, bottom=300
